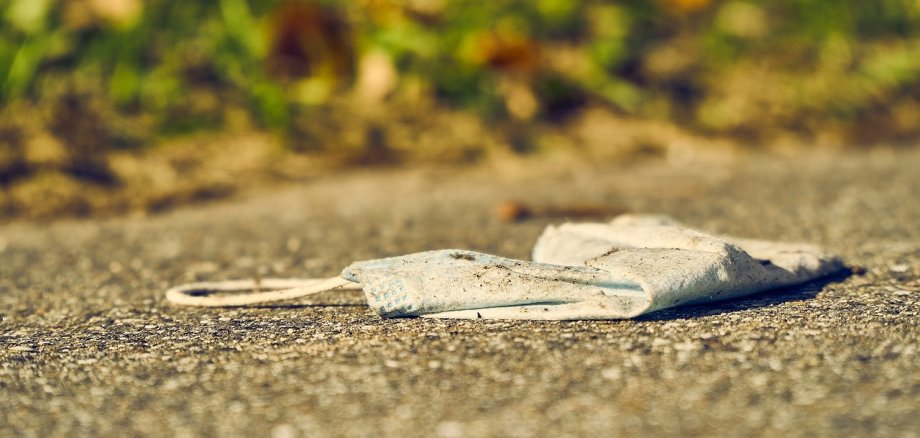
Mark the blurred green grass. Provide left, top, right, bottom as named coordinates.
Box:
left=3, top=0, right=920, bottom=141
left=4, top=0, right=920, bottom=218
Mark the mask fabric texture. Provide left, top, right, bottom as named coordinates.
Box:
left=342, top=215, right=845, bottom=319
left=166, top=215, right=846, bottom=320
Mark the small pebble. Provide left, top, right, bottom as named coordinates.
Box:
left=601, top=367, right=622, bottom=380
left=271, top=424, right=298, bottom=438
left=435, top=421, right=464, bottom=438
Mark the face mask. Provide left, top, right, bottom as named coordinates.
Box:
left=165, top=215, right=846, bottom=320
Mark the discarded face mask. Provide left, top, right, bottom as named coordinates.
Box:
left=165, top=215, right=846, bottom=320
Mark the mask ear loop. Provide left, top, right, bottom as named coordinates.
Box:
left=165, top=277, right=360, bottom=307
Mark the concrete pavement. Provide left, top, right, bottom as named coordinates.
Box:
left=1, top=148, right=918, bottom=436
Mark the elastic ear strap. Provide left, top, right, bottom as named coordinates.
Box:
left=165, top=277, right=360, bottom=307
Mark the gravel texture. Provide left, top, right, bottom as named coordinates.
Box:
left=1, top=148, right=919, bottom=437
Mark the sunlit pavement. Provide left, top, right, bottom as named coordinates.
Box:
left=2, top=148, right=918, bottom=436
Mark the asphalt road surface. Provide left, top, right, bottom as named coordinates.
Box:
left=2, top=148, right=918, bottom=437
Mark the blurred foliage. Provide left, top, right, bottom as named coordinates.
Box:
left=3, top=0, right=920, bottom=147
left=5, top=0, right=920, bottom=219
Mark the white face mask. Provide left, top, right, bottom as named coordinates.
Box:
left=165, top=215, right=845, bottom=320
